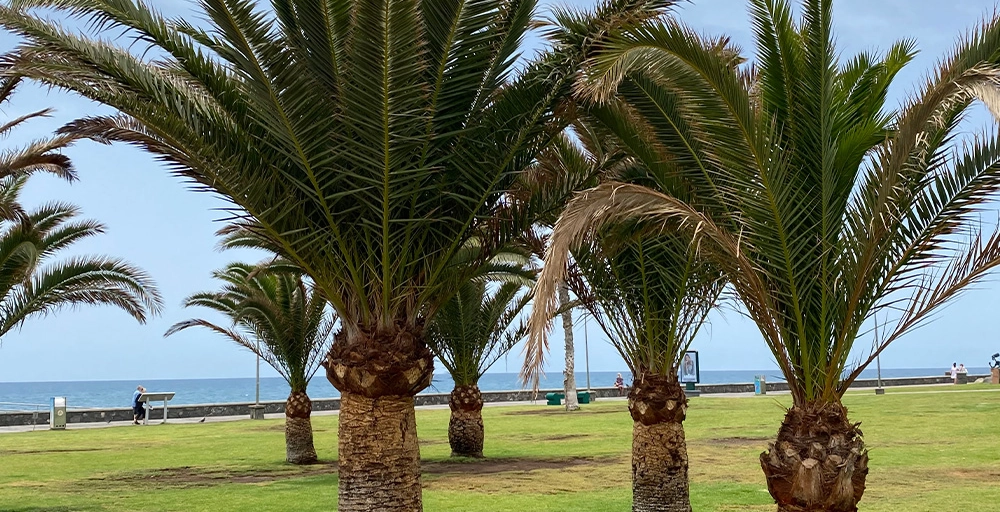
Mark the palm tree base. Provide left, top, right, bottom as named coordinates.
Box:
left=338, top=391, right=423, bottom=512
left=761, top=401, right=868, bottom=512
left=285, top=391, right=317, bottom=465
left=629, top=374, right=691, bottom=512
left=448, top=385, right=484, bottom=458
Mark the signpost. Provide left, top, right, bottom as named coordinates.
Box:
left=679, top=350, right=700, bottom=397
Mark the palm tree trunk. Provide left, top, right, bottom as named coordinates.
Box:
left=338, top=391, right=422, bottom=510
left=448, top=384, right=485, bottom=457
left=760, top=401, right=869, bottom=512
left=324, top=325, right=434, bottom=512
left=558, top=282, right=580, bottom=411
left=285, top=390, right=317, bottom=465
left=630, top=373, right=691, bottom=512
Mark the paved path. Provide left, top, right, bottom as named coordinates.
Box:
left=0, top=396, right=631, bottom=434
left=4, top=384, right=995, bottom=434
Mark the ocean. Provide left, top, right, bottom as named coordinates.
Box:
left=0, top=367, right=988, bottom=411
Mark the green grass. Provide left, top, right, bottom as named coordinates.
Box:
left=1, top=384, right=998, bottom=511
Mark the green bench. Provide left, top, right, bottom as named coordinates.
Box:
left=544, top=392, right=592, bottom=406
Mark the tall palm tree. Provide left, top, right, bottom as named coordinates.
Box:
left=166, top=262, right=335, bottom=464
left=523, top=126, right=723, bottom=511
left=0, top=175, right=161, bottom=343
left=0, top=0, right=676, bottom=508
left=543, top=1, right=1000, bottom=510
left=426, top=275, right=530, bottom=457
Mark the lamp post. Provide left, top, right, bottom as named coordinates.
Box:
left=584, top=316, right=591, bottom=392
left=250, top=340, right=265, bottom=419
left=875, top=353, right=884, bottom=395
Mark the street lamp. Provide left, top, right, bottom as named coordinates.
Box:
left=584, top=316, right=591, bottom=392
left=250, top=339, right=265, bottom=419
left=875, top=353, right=884, bottom=395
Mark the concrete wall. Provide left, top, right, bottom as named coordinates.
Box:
left=0, top=374, right=987, bottom=427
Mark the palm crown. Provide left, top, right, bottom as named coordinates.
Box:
left=0, top=0, right=675, bottom=339
left=426, top=265, right=531, bottom=388
left=167, top=263, right=335, bottom=392
left=550, top=0, right=1000, bottom=406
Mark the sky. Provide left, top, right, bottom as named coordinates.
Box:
left=0, top=0, right=999, bottom=383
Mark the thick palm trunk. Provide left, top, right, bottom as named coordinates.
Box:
left=448, top=384, right=484, bottom=457
left=285, top=390, right=317, bottom=465
left=325, top=325, right=434, bottom=512
left=760, top=401, right=869, bottom=512
left=558, top=282, right=580, bottom=411
left=630, top=373, right=691, bottom=512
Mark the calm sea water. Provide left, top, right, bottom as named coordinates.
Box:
left=0, top=367, right=988, bottom=411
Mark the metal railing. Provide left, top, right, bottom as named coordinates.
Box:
left=0, top=401, right=50, bottom=430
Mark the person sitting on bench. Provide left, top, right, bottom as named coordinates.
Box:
left=132, top=385, right=146, bottom=425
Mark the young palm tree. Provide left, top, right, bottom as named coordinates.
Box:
left=426, top=276, right=530, bottom=457
left=0, top=176, right=160, bottom=342
left=523, top=127, right=723, bottom=511
left=166, top=263, right=335, bottom=464
left=543, top=1, right=1000, bottom=510
left=0, top=0, right=676, bottom=508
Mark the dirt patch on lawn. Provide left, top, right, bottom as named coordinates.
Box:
left=0, top=447, right=105, bottom=455
left=424, top=456, right=605, bottom=476
left=424, top=456, right=627, bottom=494
left=90, top=462, right=340, bottom=489
left=698, top=436, right=772, bottom=448
left=541, top=434, right=590, bottom=441
left=941, top=467, right=1000, bottom=483
left=84, top=456, right=624, bottom=491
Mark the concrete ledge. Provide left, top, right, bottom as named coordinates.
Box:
left=0, top=374, right=987, bottom=427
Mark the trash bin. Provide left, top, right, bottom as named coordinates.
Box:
left=50, top=397, right=66, bottom=430
left=753, top=375, right=766, bottom=395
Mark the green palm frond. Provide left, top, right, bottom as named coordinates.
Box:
left=0, top=78, right=78, bottom=221
left=0, top=256, right=160, bottom=335
left=0, top=178, right=161, bottom=341
left=427, top=277, right=533, bottom=386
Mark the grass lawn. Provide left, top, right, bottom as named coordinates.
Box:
left=1, top=384, right=997, bottom=511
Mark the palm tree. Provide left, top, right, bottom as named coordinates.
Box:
left=0, top=0, right=676, bottom=508
left=0, top=175, right=161, bottom=343
left=541, top=1, right=1000, bottom=510
left=426, top=275, right=530, bottom=457
left=523, top=126, right=723, bottom=511
left=166, top=262, right=335, bottom=464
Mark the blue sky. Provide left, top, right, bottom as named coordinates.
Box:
left=0, top=0, right=998, bottom=383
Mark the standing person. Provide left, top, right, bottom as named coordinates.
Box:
left=950, top=363, right=958, bottom=384
left=132, top=386, right=146, bottom=425
left=614, top=373, right=625, bottom=395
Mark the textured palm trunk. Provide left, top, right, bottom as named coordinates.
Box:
left=448, top=384, right=484, bottom=457
left=324, top=325, right=434, bottom=512
left=285, top=390, right=317, bottom=465
left=630, top=373, right=691, bottom=512
left=558, top=282, right=580, bottom=411
left=760, top=401, right=869, bottom=512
